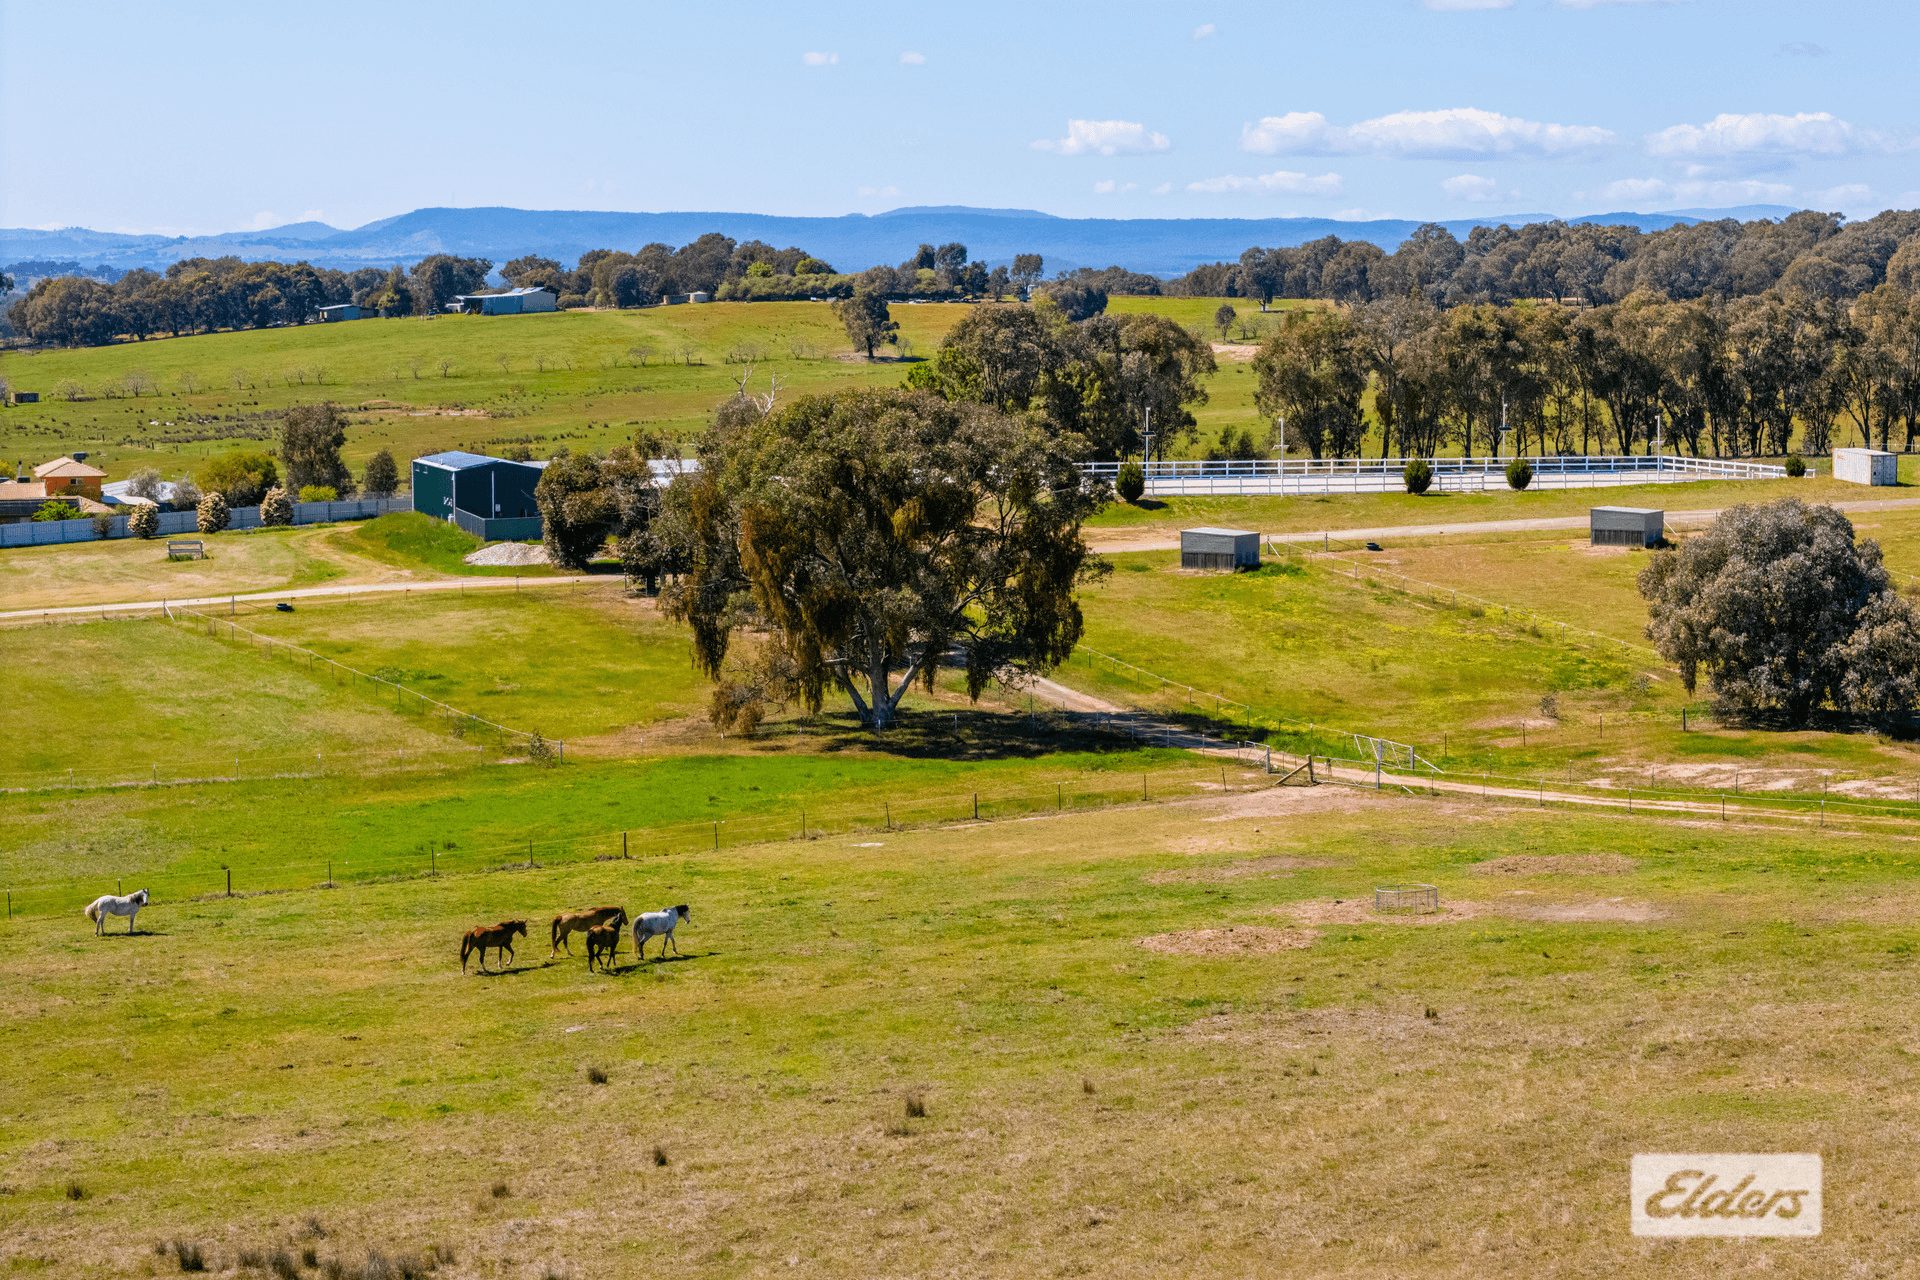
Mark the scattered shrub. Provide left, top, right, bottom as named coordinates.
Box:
left=394, top=1254, right=427, bottom=1280
left=1115, top=461, right=1145, bottom=503
left=1786, top=453, right=1807, bottom=477
left=362, top=449, right=400, bottom=498
left=128, top=503, right=159, bottom=539
left=1505, top=458, right=1533, bottom=491
left=259, top=487, right=293, bottom=527
left=171, top=1240, right=206, bottom=1272
left=197, top=491, right=231, bottom=534
left=32, top=500, right=81, bottom=522
left=323, top=1260, right=345, bottom=1280
left=428, top=1243, right=456, bottom=1268
left=91, top=513, right=114, bottom=537
left=1538, top=693, right=1559, bottom=719
left=1403, top=458, right=1432, bottom=495
left=490, top=1181, right=511, bottom=1198
left=64, top=1181, right=85, bottom=1201
left=586, top=1065, right=608, bottom=1084
left=652, top=1145, right=669, bottom=1167
left=1082, top=1077, right=1096, bottom=1095
left=527, top=732, right=558, bottom=767
left=270, top=1247, right=300, bottom=1279
left=904, top=1094, right=927, bottom=1118
left=359, top=1250, right=393, bottom=1280
left=557, top=293, right=588, bottom=309
left=302, top=1248, right=319, bottom=1269
left=298, top=485, right=339, bottom=503
left=237, top=1247, right=265, bottom=1269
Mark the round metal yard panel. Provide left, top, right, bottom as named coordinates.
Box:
left=1374, top=883, right=1439, bottom=915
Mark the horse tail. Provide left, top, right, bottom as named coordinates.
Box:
left=551, top=916, right=563, bottom=950
left=461, top=933, right=474, bottom=971
left=85, top=901, right=99, bottom=922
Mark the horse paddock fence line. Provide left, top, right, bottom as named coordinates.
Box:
left=0, top=757, right=1278, bottom=921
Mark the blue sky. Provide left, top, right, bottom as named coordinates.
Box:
left=3, top=0, right=1914, bottom=235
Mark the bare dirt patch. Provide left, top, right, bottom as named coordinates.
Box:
left=1505, top=898, right=1664, bottom=923
left=1210, top=343, right=1259, bottom=362
left=1207, top=784, right=1413, bottom=822
left=1472, top=853, right=1637, bottom=876
left=1137, top=925, right=1315, bottom=956
left=1273, top=898, right=1496, bottom=926
left=1145, top=854, right=1333, bottom=885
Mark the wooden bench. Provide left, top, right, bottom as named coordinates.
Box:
left=165, top=539, right=205, bottom=560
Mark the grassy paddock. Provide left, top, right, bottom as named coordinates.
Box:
left=3, top=784, right=1917, bottom=1277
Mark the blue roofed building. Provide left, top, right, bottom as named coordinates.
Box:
left=411, top=451, right=546, bottom=538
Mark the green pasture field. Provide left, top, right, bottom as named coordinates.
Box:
left=1084, top=473, right=1893, bottom=538
left=0, top=615, right=448, bottom=789
left=1058, top=549, right=1920, bottom=793
left=227, top=584, right=706, bottom=749
left=4, top=781, right=1919, bottom=1277
left=0, top=514, right=574, bottom=614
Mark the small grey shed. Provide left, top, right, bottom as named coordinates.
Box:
left=1181, top=526, right=1261, bottom=570
left=1590, top=506, right=1663, bottom=547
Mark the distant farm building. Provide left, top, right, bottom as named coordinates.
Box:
left=315, top=303, right=362, bottom=322
left=450, top=287, right=557, bottom=316
left=9, top=391, right=38, bottom=404
left=1833, top=447, right=1897, bottom=486
left=1590, top=506, right=1664, bottom=547
left=0, top=454, right=110, bottom=521
left=1180, top=527, right=1260, bottom=571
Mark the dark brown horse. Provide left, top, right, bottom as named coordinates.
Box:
left=551, top=906, right=627, bottom=958
left=461, top=920, right=528, bottom=973
left=585, top=922, right=622, bottom=972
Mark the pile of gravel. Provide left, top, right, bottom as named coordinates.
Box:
left=464, top=541, right=552, bottom=566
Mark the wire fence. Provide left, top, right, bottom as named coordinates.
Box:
left=0, top=757, right=1275, bottom=921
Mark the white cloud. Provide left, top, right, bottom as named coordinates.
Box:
left=1585, top=176, right=1793, bottom=205
left=249, top=211, right=278, bottom=230
left=802, top=51, right=838, bottom=66
left=1442, top=174, right=1501, bottom=201
left=1557, top=0, right=1682, bottom=7
left=1193, top=22, right=1216, bottom=37
left=1241, top=107, right=1612, bottom=160
left=1032, top=119, right=1171, bottom=156
left=1806, top=183, right=1872, bottom=208
left=857, top=185, right=901, bottom=198
left=1646, top=111, right=1894, bottom=161
left=1093, top=180, right=1139, bottom=195
left=899, top=51, right=925, bottom=64
left=1423, top=0, right=1514, bottom=9
left=1187, top=169, right=1344, bottom=196
left=1780, top=41, right=1826, bottom=57
left=1152, top=182, right=1173, bottom=195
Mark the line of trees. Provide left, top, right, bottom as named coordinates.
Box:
left=1244, top=283, right=1920, bottom=462
left=5, top=253, right=494, bottom=346
left=1172, top=209, right=1920, bottom=308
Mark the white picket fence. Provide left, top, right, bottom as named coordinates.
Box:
left=0, top=496, right=413, bottom=548
left=1077, top=454, right=1791, bottom=496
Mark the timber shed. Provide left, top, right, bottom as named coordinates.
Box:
left=1590, top=506, right=1664, bottom=547
left=412, top=451, right=546, bottom=521
left=1833, top=447, right=1897, bottom=486
left=1181, top=527, right=1261, bottom=570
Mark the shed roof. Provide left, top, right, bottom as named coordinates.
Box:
left=1181, top=526, right=1258, bottom=538
left=415, top=450, right=535, bottom=470
left=1590, top=506, right=1662, bottom=516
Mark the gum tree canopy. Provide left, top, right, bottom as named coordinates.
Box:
left=1639, top=498, right=1920, bottom=723
left=661, top=387, right=1109, bottom=731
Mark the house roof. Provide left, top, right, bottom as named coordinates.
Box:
left=450, top=287, right=556, bottom=302
left=33, top=457, right=107, bottom=479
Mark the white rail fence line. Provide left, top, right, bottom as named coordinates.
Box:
left=1077, top=454, right=1791, bottom=496
left=0, top=496, right=413, bottom=548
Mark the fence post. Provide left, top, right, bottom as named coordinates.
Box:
left=623, top=831, right=628, bottom=858
left=225, top=869, right=232, bottom=897
left=713, top=821, right=719, bottom=850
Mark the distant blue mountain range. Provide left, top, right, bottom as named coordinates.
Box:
left=1, top=203, right=1809, bottom=279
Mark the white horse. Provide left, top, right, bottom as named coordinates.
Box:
left=84, top=889, right=149, bottom=935
left=632, top=904, right=690, bottom=959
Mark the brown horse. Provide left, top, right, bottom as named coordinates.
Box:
left=551, top=906, right=627, bottom=958
left=461, top=920, right=528, bottom=973
left=585, top=923, right=622, bottom=972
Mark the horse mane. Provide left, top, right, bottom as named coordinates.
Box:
left=675, top=904, right=689, bottom=918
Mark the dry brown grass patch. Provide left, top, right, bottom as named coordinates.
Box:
left=1272, top=898, right=1496, bottom=927
left=1136, top=925, right=1316, bottom=955
left=1472, top=853, right=1637, bottom=876
left=1144, top=853, right=1334, bottom=884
